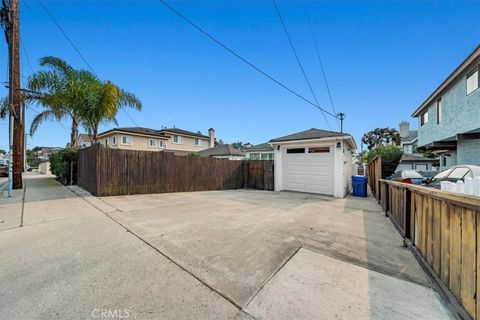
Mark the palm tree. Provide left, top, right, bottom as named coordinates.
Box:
left=80, top=77, right=142, bottom=142
left=0, top=97, right=8, bottom=119
left=28, top=56, right=86, bottom=147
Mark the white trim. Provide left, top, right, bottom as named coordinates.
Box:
left=172, top=135, right=182, bottom=144
left=121, top=135, right=132, bottom=145
left=148, top=139, right=157, bottom=148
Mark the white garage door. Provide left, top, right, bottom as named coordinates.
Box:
left=283, top=146, right=334, bottom=195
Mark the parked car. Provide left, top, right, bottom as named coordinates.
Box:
left=390, top=170, right=424, bottom=184
left=0, top=164, right=8, bottom=177
left=425, top=165, right=480, bottom=189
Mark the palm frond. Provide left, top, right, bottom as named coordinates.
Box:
left=38, top=56, right=74, bottom=78
left=30, top=110, right=63, bottom=136
left=0, top=96, right=9, bottom=119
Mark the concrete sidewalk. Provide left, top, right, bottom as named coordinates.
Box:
left=0, top=173, right=453, bottom=320
left=0, top=174, right=247, bottom=319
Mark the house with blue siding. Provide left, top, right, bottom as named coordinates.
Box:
left=412, top=45, right=480, bottom=169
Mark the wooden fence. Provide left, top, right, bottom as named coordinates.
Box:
left=367, top=155, right=382, bottom=199
left=77, top=144, right=274, bottom=197
left=379, top=179, right=480, bottom=319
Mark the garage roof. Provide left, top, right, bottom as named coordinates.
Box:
left=269, top=128, right=347, bottom=143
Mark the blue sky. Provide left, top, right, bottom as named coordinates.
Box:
left=0, top=0, right=479, bottom=151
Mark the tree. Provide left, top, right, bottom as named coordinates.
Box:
left=79, top=76, right=142, bottom=142
left=367, top=145, right=403, bottom=178
left=28, top=57, right=90, bottom=148
left=0, top=96, right=8, bottom=119
left=231, top=141, right=244, bottom=150
left=0, top=149, right=6, bottom=154
left=361, top=128, right=401, bottom=150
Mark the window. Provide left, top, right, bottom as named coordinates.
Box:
left=121, top=136, right=132, bottom=145
left=194, top=138, right=202, bottom=146
left=250, top=153, right=260, bottom=160
left=149, top=139, right=157, bottom=147
left=420, top=111, right=428, bottom=126
left=445, top=167, right=472, bottom=183
left=466, top=68, right=479, bottom=95
left=172, top=135, right=182, bottom=144
left=112, top=136, right=117, bottom=145
left=104, top=138, right=108, bottom=146
left=308, top=147, right=330, bottom=153
left=436, top=99, right=442, bottom=124
left=286, top=148, right=305, bottom=154
left=159, top=140, right=164, bottom=148
left=260, top=153, right=273, bottom=160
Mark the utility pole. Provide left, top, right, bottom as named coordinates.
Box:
left=2, top=0, right=22, bottom=189
left=338, top=112, right=346, bottom=133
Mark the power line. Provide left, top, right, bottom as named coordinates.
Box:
left=272, top=0, right=331, bottom=129
left=36, top=0, right=139, bottom=127
left=304, top=4, right=340, bottom=128
left=37, top=0, right=95, bottom=74
left=20, top=37, right=34, bottom=75
left=157, top=0, right=340, bottom=120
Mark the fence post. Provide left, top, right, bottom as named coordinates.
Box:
left=384, top=182, right=389, bottom=217
left=403, top=188, right=411, bottom=247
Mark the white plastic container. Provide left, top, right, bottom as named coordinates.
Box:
left=464, top=177, right=474, bottom=195
left=456, top=180, right=465, bottom=194
left=473, top=177, right=480, bottom=197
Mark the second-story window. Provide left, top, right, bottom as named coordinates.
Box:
left=467, top=67, right=479, bottom=95
left=172, top=135, right=182, bottom=144
left=194, top=138, right=202, bottom=146
left=112, top=136, right=117, bottom=145
left=421, top=111, right=429, bottom=126
left=436, top=98, right=442, bottom=125
left=121, top=136, right=132, bottom=145
left=149, top=139, right=157, bottom=147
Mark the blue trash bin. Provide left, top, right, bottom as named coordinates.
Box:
left=352, top=175, right=368, bottom=197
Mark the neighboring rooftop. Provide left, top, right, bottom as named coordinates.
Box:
left=198, top=144, right=245, bottom=157
left=401, top=130, right=418, bottom=143
left=400, top=154, right=438, bottom=162
left=160, top=128, right=210, bottom=139
left=98, top=127, right=168, bottom=138
left=269, top=128, right=348, bottom=143
left=245, top=142, right=274, bottom=152
left=78, top=133, right=93, bottom=142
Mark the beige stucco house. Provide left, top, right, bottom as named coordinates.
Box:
left=97, top=127, right=215, bottom=155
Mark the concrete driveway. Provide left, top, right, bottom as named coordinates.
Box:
left=0, top=174, right=452, bottom=319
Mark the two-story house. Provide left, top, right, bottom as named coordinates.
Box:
left=97, top=127, right=215, bottom=155
left=412, top=45, right=480, bottom=169
left=396, top=121, right=438, bottom=171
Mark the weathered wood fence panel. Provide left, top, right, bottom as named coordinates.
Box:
left=367, top=155, right=382, bottom=201
left=379, top=179, right=480, bottom=319
left=78, top=144, right=273, bottom=196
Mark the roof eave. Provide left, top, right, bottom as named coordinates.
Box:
left=412, top=44, right=480, bottom=117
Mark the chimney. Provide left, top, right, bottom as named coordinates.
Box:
left=399, top=121, right=410, bottom=139
left=208, top=128, right=215, bottom=148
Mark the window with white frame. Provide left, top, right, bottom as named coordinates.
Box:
left=260, top=153, right=273, bottom=160
left=149, top=139, right=157, bottom=147
left=104, top=138, right=108, bottom=146
left=194, top=138, right=202, bottom=146
left=159, top=140, right=164, bottom=148
left=172, top=135, right=182, bottom=144
left=112, top=136, right=117, bottom=145
left=121, top=135, right=132, bottom=145
left=250, top=153, right=260, bottom=160
left=420, top=111, right=428, bottom=126
left=467, top=68, right=479, bottom=95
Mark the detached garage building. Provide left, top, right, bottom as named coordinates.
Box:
left=269, top=128, right=357, bottom=198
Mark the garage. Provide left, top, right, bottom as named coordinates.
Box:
left=283, top=146, right=334, bottom=195
left=270, top=128, right=357, bottom=198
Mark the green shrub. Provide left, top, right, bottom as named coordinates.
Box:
left=367, top=145, right=403, bottom=179
left=49, top=148, right=78, bottom=185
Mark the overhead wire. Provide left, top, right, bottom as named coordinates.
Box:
left=36, top=0, right=139, bottom=127
left=157, top=0, right=340, bottom=120
left=303, top=3, right=340, bottom=128
left=271, top=0, right=331, bottom=129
